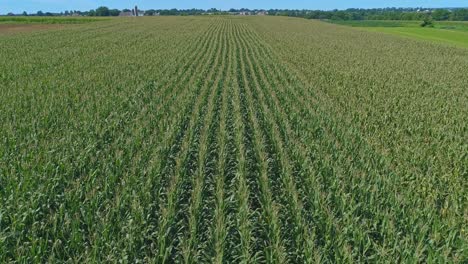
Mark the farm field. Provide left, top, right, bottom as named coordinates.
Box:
left=330, top=20, right=468, bottom=48
left=0, top=16, right=467, bottom=262
left=0, top=17, right=105, bottom=35
left=0, top=16, right=106, bottom=24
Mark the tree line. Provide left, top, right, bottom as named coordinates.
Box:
left=6, top=7, right=468, bottom=21
left=7, top=7, right=235, bottom=17
left=18, top=7, right=121, bottom=17
left=268, top=8, right=468, bottom=21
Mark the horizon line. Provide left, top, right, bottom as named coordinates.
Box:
left=2, top=6, right=468, bottom=15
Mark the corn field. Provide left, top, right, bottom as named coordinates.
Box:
left=0, top=16, right=467, bottom=263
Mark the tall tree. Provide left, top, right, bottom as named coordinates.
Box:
left=95, top=6, right=110, bottom=16
left=432, top=9, right=450, bottom=20
left=451, top=9, right=468, bottom=21
left=109, top=9, right=120, bottom=16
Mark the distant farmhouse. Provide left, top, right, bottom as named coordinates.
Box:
left=119, top=11, right=133, bottom=17
left=119, top=6, right=144, bottom=17
left=238, top=10, right=268, bottom=16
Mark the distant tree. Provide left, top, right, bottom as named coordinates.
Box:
left=400, top=12, right=416, bottom=20
left=160, top=9, right=178, bottom=16
left=109, top=9, right=120, bottom=16
left=450, top=9, right=468, bottom=21
left=421, top=16, right=434, bottom=27
left=265, top=7, right=456, bottom=22
left=45, top=12, right=53, bottom=16
left=64, top=10, right=70, bottom=16
left=123, top=9, right=131, bottom=12
left=432, top=9, right=450, bottom=21
left=349, top=12, right=364, bottom=20
left=88, top=10, right=96, bottom=16
left=95, top=6, right=110, bottom=16
left=37, top=10, right=44, bottom=16
left=331, top=11, right=350, bottom=20
left=22, top=11, right=28, bottom=16
left=145, top=9, right=157, bottom=16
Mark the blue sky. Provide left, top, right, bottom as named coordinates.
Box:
left=1, top=0, right=467, bottom=14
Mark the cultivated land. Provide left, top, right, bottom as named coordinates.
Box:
left=0, top=16, right=467, bottom=262
left=0, top=17, right=103, bottom=35
left=0, top=16, right=105, bottom=24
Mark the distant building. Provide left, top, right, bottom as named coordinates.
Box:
left=257, top=11, right=268, bottom=16
left=239, top=11, right=251, bottom=16
left=119, top=11, right=133, bottom=17
left=119, top=5, right=144, bottom=17
left=134, top=6, right=144, bottom=16
left=416, top=9, right=431, bottom=13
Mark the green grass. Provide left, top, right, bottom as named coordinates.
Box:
left=435, top=21, right=468, bottom=32
left=0, top=16, right=466, bottom=262
left=364, top=26, right=468, bottom=48
left=328, top=19, right=468, bottom=30
left=328, top=20, right=421, bottom=28
left=0, top=16, right=106, bottom=24
left=329, top=20, right=468, bottom=48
